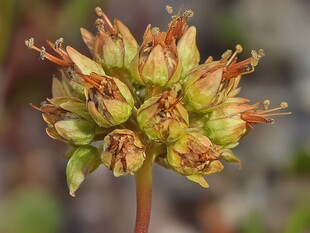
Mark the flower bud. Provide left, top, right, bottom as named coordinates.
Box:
left=167, top=132, right=224, bottom=187
left=32, top=98, right=96, bottom=145
left=183, top=63, right=224, bottom=112
left=81, top=7, right=139, bottom=72
left=79, top=72, right=134, bottom=128
left=101, top=129, right=145, bottom=177
left=137, top=91, right=189, bottom=143
left=130, top=25, right=182, bottom=87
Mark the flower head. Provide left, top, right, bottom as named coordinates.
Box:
left=27, top=6, right=290, bottom=193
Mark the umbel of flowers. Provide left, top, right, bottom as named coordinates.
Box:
left=26, top=5, right=290, bottom=233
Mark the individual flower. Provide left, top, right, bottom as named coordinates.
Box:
left=80, top=7, right=139, bottom=73
left=201, top=99, right=290, bottom=146
left=183, top=45, right=265, bottom=112
left=167, top=132, right=224, bottom=187
left=32, top=97, right=96, bottom=145
left=137, top=90, right=189, bottom=143
left=130, top=7, right=195, bottom=88
left=101, top=129, right=146, bottom=177
left=79, top=72, right=134, bottom=128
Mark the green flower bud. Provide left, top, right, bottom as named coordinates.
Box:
left=79, top=72, right=134, bottom=128
left=183, top=63, right=224, bottom=112
left=177, top=26, right=200, bottom=78
left=167, top=132, right=223, bottom=187
left=131, top=25, right=181, bottom=87
left=137, top=91, right=189, bottom=143
left=66, top=145, right=101, bottom=196
left=101, top=129, right=145, bottom=177
left=81, top=7, right=139, bottom=72
left=33, top=99, right=96, bottom=145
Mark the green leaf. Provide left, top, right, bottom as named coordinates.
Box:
left=66, top=146, right=101, bottom=197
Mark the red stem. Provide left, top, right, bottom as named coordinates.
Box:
left=134, top=144, right=154, bottom=233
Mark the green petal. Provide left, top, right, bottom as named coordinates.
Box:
left=66, top=46, right=105, bottom=76
left=66, top=146, right=101, bottom=196
left=142, top=45, right=169, bottom=86
left=177, top=26, right=200, bottom=78
left=54, top=119, right=95, bottom=145
left=186, top=174, right=209, bottom=188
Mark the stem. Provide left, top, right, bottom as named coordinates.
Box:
left=134, top=144, right=154, bottom=233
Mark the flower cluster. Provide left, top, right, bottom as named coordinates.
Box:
left=26, top=6, right=290, bottom=195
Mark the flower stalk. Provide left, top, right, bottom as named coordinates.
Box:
left=134, top=143, right=155, bottom=233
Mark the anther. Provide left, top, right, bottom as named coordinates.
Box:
left=263, top=100, right=270, bottom=110
left=95, top=7, right=103, bottom=16
left=25, top=38, right=34, bottom=48
left=281, top=102, right=288, bottom=108
left=183, top=9, right=194, bottom=18
left=95, top=18, right=104, bottom=26
left=40, top=47, right=46, bottom=60
left=54, top=38, right=64, bottom=49
left=251, top=49, right=265, bottom=67
left=236, top=44, right=243, bottom=53
left=166, top=5, right=174, bottom=14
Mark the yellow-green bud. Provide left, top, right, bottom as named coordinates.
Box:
left=80, top=72, right=134, bottom=128
left=130, top=25, right=181, bottom=87
left=101, top=129, right=145, bottom=177
left=167, top=132, right=224, bottom=187
left=137, top=91, right=189, bottom=143
left=183, top=62, right=224, bottom=112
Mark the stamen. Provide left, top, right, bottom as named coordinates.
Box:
left=241, top=101, right=291, bottom=124
left=25, top=38, right=69, bottom=66
left=95, top=7, right=115, bottom=34
left=78, top=72, right=101, bottom=89
left=226, top=44, right=243, bottom=67
left=223, top=48, right=265, bottom=79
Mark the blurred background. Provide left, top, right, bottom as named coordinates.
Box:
left=1, top=0, right=310, bottom=232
